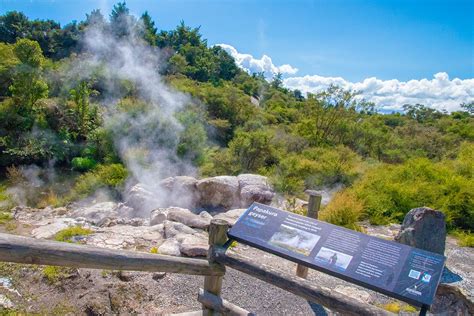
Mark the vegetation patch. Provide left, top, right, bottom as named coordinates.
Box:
left=42, top=266, right=77, bottom=284
left=452, top=230, right=474, bottom=247
left=53, top=226, right=93, bottom=243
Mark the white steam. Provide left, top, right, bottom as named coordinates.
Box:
left=78, top=22, right=197, bottom=210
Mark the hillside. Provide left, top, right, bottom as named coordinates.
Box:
left=0, top=3, right=473, bottom=239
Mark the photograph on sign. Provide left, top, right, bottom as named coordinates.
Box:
left=268, top=224, right=321, bottom=256
left=315, top=247, right=353, bottom=271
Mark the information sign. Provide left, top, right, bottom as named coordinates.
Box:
left=228, top=203, right=445, bottom=307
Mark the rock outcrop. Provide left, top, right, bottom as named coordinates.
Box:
left=395, top=206, right=446, bottom=255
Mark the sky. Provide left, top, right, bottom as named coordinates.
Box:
left=1, top=0, right=473, bottom=111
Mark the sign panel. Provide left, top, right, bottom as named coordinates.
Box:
left=228, top=202, right=445, bottom=307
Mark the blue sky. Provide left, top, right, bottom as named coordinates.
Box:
left=1, top=0, right=473, bottom=110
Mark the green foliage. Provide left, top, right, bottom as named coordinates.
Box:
left=349, top=143, right=474, bottom=229
left=63, top=163, right=128, bottom=203
left=71, top=157, right=97, bottom=171
left=320, top=191, right=363, bottom=231
left=452, top=230, right=474, bottom=247
left=54, top=226, right=93, bottom=242
left=42, top=265, right=76, bottom=284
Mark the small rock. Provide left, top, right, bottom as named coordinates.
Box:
left=179, top=235, right=209, bottom=257
left=152, top=272, right=166, bottom=281
left=0, top=294, right=14, bottom=309
left=163, top=221, right=196, bottom=239
left=115, top=271, right=135, bottom=282
left=150, top=208, right=169, bottom=226
left=167, top=207, right=211, bottom=229
left=199, top=211, right=213, bottom=220
left=395, top=207, right=446, bottom=255
left=158, top=239, right=181, bottom=256
left=214, top=208, right=246, bottom=226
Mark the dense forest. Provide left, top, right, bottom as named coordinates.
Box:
left=0, top=3, right=472, bottom=244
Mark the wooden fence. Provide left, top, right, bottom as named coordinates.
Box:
left=0, top=219, right=396, bottom=315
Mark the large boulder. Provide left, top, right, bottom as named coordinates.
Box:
left=70, top=202, right=118, bottom=225
left=237, top=174, right=275, bottom=207
left=197, top=176, right=240, bottom=209
left=163, top=220, right=196, bottom=239
left=123, top=183, right=158, bottom=216
left=395, top=207, right=446, bottom=255
left=158, top=239, right=181, bottom=256
left=159, top=176, right=200, bottom=208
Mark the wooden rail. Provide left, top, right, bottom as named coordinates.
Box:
left=0, top=233, right=223, bottom=276
left=198, top=289, right=254, bottom=316
left=212, top=246, right=393, bottom=316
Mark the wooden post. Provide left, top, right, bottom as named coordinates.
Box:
left=296, top=190, right=322, bottom=279
left=203, top=219, right=229, bottom=315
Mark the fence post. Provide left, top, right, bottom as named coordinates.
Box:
left=296, top=190, right=322, bottom=279
left=203, top=219, right=229, bottom=315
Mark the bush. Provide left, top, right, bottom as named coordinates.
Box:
left=351, top=144, right=474, bottom=230
left=63, top=163, right=128, bottom=203
left=54, top=226, right=93, bottom=242
left=320, top=191, right=363, bottom=231
left=452, top=230, right=474, bottom=247
left=71, top=157, right=97, bottom=171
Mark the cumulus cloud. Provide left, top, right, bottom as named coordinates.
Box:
left=284, top=73, right=474, bottom=112
left=217, top=43, right=298, bottom=78
left=218, top=44, right=473, bottom=112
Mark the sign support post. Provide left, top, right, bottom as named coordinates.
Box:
left=203, top=219, right=229, bottom=315
left=296, top=190, right=322, bottom=278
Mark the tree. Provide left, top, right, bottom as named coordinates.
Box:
left=0, top=42, right=19, bottom=96
left=0, top=11, right=30, bottom=43
left=139, top=11, right=158, bottom=46
left=460, top=101, right=474, bottom=115
left=70, top=80, right=96, bottom=140
left=110, top=2, right=135, bottom=38
left=9, top=39, right=48, bottom=113
left=271, top=72, right=283, bottom=89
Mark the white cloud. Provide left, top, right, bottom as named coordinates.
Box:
left=216, top=44, right=298, bottom=78
left=284, top=73, right=474, bottom=112
left=217, top=44, right=473, bottom=112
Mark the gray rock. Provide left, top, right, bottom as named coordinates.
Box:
left=237, top=174, right=274, bottom=207
left=163, top=220, right=196, bottom=239
left=150, top=208, right=169, bottom=226
left=69, top=202, right=118, bottom=225
left=179, top=235, right=209, bottom=257
left=199, top=211, right=213, bottom=220
left=159, top=176, right=200, bottom=208
left=167, top=207, right=211, bottom=229
left=124, top=183, right=158, bottom=215
left=158, top=239, right=181, bottom=256
left=31, top=218, right=89, bottom=239
left=214, top=208, right=246, bottom=226
left=152, top=272, right=166, bottom=281
left=395, top=207, right=446, bottom=255
left=197, top=176, right=240, bottom=209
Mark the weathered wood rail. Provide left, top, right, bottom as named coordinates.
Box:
left=0, top=216, right=397, bottom=315
left=0, top=233, right=223, bottom=276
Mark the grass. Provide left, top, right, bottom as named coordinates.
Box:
left=0, top=211, right=13, bottom=224
left=53, top=226, right=93, bottom=242
left=452, top=230, right=474, bottom=247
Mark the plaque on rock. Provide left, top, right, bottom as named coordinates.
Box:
left=228, top=202, right=445, bottom=307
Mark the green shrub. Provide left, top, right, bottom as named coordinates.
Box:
left=350, top=144, right=474, bottom=230
left=42, top=266, right=76, bottom=283
left=452, top=230, right=474, bottom=247
left=320, top=191, right=363, bottom=231
left=63, top=163, right=128, bottom=203
left=71, top=157, right=97, bottom=171
left=54, top=226, right=93, bottom=242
